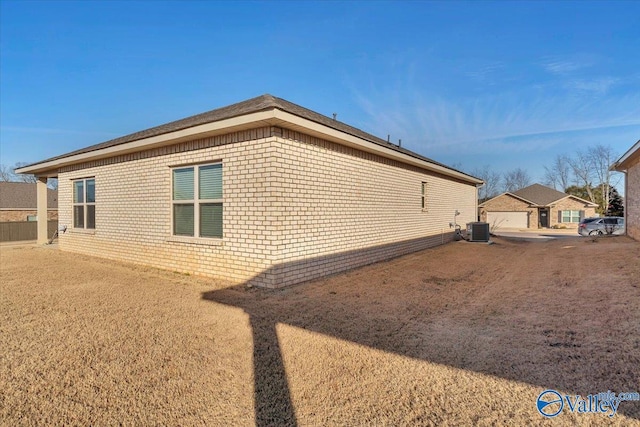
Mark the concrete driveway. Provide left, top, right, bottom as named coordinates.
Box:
left=492, top=228, right=579, bottom=241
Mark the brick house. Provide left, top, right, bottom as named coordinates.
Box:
left=612, top=140, right=640, bottom=240
left=479, top=183, right=597, bottom=229
left=0, top=182, right=57, bottom=222
left=16, top=95, right=482, bottom=288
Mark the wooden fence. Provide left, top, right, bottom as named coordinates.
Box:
left=0, top=221, right=59, bottom=242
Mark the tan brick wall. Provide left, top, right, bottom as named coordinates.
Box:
left=626, top=157, right=640, bottom=240
left=266, top=132, right=477, bottom=287
left=58, top=132, right=277, bottom=286
left=549, top=197, right=597, bottom=229
left=57, top=127, right=477, bottom=288
left=0, top=210, right=58, bottom=222
left=479, top=194, right=537, bottom=228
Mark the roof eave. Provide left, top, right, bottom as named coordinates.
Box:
left=271, top=109, right=482, bottom=185
left=16, top=108, right=483, bottom=185
left=479, top=192, right=537, bottom=207
left=611, top=140, right=640, bottom=171
left=554, top=194, right=599, bottom=207
left=15, top=110, right=278, bottom=176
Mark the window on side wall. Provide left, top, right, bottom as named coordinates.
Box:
left=73, top=178, right=95, bottom=229
left=421, top=182, right=427, bottom=210
left=172, top=163, right=223, bottom=238
left=561, top=210, right=582, bottom=223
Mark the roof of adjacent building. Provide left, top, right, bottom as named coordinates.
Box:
left=17, top=94, right=481, bottom=184
left=0, top=182, right=57, bottom=209
left=480, top=183, right=598, bottom=207
left=511, top=183, right=573, bottom=206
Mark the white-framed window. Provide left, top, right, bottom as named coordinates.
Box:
left=421, top=182, right=427, bottom=210
left=172, top=163, right=223, bottom=238
left=561, top=210, right=582, bottom=223
left=73, top=178, right=95, bottom=229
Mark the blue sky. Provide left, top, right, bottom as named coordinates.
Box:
left=1, top=1, right=639, bottom=183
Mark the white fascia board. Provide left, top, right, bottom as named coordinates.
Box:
left=272, top=110, right=483, bottom=185
left=557, top=194, right=599, bottom=207
left=611, top=140, right=640, bottom=171
left=479, top=192, right=537, bottom=207
left=17, top=108, right=482, bottom=185
left=15, top=110, right=276, bottom=175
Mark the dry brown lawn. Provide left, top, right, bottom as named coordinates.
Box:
left=1, top=236, right=639, bottom=426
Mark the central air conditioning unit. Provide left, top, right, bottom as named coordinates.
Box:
left=466, top=222, right=490, bottom=242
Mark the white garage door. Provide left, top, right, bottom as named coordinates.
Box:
left=486, top=211, right=528, bottom=229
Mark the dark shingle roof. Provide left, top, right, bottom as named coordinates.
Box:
left=512, top=183, right=573, bottom=206
left=22, top=94, right=477, bottom=181
left=0, top=182, right=57, bottom=209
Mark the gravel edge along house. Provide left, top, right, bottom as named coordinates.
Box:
left=17, top=95, right=482, bottom=288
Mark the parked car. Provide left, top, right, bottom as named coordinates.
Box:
left=578, top=217, right=625, bottom=236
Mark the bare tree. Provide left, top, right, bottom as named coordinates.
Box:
left=588, top=145, right=621, bottom=215
left=47, top=178, right=58, bottom=190
left=11, top=162, right=37, bottom=183
left=1, top=162, right=58, bottom=189
left=543, top=154, right=572, bottom=191
left=502, top=168, right=531, bottom=192
left=0, top=164, right=13, bottom=181
left=567, top=150, right=595, bottom=203
left=471, top=165, right=502, bottom=202
left=565, top=145, right=621, bottom=213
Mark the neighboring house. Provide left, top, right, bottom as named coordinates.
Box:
left=479, top=183, right=597, bottom=229
left=16, top=94, right=482, bottom=288
left=611, top=140, right=640, bottom=240
left=0, top=182, right=58, bottom=222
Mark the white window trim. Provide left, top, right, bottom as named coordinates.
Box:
left=171, top=162, right=223, bottom=239
left=72, top=177, right=95, bottom=230
left=68, top=228, right=96, bottom=236
left=166, top=235, right=224, bottom=246
left=561, top=210, right=581, bottom=223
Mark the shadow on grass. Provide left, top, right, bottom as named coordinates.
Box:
left=249, top=314, right=297, bottom=426
left=202, top=238, right=640, bottom=424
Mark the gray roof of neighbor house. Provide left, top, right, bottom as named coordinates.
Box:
left=480, top=183, right=598, bottom=207
left=17, top=94, right=480, bottom=183
left=0, top=182, right=57, bottom=209
left=511, top=183, right=572, bottom=206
